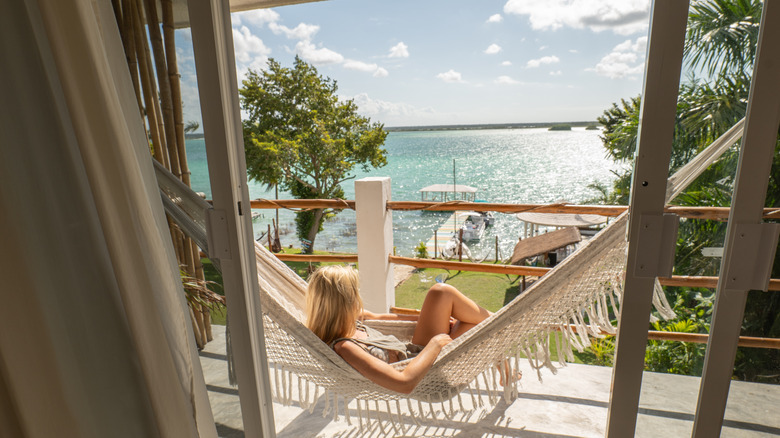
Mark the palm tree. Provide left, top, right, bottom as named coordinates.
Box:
left=684, top=0, right=762, bottom=79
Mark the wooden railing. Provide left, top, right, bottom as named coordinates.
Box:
left=256, top=198, right=780, bottom=350
left=250, top=198, right=780, bottom=221
left=388, top=307, right=780, bottom=350
left=274, top=253, right=780, bottom=292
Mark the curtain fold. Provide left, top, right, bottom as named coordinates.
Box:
left=0, top=0, right=216, bottom=436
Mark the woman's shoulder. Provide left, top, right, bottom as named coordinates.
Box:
left=332, top=338, right=365, bottom=356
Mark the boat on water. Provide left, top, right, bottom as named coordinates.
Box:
left=459, top=211, right=494, bottom=241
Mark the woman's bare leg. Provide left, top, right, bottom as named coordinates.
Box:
left=412, top=283, right=491, bottom=346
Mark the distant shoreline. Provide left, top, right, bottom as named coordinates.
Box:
left=185, top=121, right=600, bottom=138
left=384, top=121, right=598, bottom=132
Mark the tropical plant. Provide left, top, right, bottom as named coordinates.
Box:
left=240, top=57, right=388, bottom=253
left=595, top=0, right=779, bottom=382
left=180, top=269, right=225, bottom=312
left=415, top=241, right=429, bottom=259
left=184, top=120, right=200, bottom=134
left=685, top=0, right=762, bottom=79
left=645, top=320, right=706, bottom=375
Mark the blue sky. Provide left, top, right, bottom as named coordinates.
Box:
left=178, top=0, right=654, bottom=128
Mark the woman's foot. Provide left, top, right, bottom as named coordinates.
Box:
left=496, top=360, right=522, bottom=386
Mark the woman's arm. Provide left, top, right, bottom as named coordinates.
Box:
left=360, top=310, right=419, bottom=322
left=333, top=334, right=451, bottom=394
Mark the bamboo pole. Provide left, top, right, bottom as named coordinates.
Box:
left=121, top=0, right=142, bottom=115
left=389, top=255, right=550, bottom=276
left=114, top=0, right=211, bottom=346
left=161, top=0, right=190, bottom=186
left=160, top=0, right=208, bottom=342
left=132, top=0, right=166, bottom=166
left=142, top=0, right=181, bottom=178
left=189, top=306, right=204, bottom=350
left=274, top=254, right=359, bottom=263
left=434, top=230, right=438, bottom=259
left=458, top=228, right=463, bottom=262
left=389, top=201, right=628, bottom=216
left=111, top=0, right=123, bottom=35
left=269, top=251, right=780, bottom=291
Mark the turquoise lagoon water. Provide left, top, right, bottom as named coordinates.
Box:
left=186, top=127, right=623, bottom=258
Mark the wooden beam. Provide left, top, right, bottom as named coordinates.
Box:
left=607, top=2, right=689, bottom=436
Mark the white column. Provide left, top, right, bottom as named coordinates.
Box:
left=356, top=177, right=395, bottom=313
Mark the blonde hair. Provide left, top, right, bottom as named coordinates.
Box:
left=306, top=265, right=363, bottom=344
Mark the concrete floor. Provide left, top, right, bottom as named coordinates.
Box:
left=201, top=325, right=780, bottom=437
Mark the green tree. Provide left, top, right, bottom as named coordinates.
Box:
left=685, top=0, right=761, bottom=79
left=240, top=57, right=388, bottom=253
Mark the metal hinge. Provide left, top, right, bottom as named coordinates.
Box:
left=205, top=208, right=232, bottom=260
left=721, top=222, right=780, bottom=291
left=631, top=213, right=679, bottom=278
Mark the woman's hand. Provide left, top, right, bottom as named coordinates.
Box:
left=430, top=333, right=453, bottom=349
left=334, top=332, right=453, bottom=394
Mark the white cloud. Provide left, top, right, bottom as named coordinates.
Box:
left=350, top=93, right=437, bottom=124
left=539, top=45, right=548, bottom=51
left=501, top=60, right=513, bottom=66
left=295, top=40, right=344, bottom=65
left=343, top=59, right=389, bottom=77
left=484, top=44, right=502, bottom=55
left=487, top=14, right=503, bottom=23
left=234, top=9, right=280, bottom=27
left=343, top=59, right=378, bottom=72
left=389, top=42, right=410, bottom=58
left=436, top=69, right=465, bottom=83
left=231, top=26, right=271, bottom=79
left=495, top=75, right=519, bottom=84
left=526, top=55, right=560, bottom=68
left=550, top=70, right=563, bottom=76
left=504, top=0, right=650, bottom=35
left=269, top=22, right=320, bottom=41
left=589, top=36, right=646, bottom=78
left=569, top=49, right=579, bottom=53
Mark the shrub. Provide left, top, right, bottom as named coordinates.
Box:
left=415, top=241, right=429, bottom=258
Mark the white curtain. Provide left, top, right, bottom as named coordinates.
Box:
left=0, top=1, right=216, bottom=437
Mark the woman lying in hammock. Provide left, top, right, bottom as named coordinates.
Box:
left=306, top=265, right=515, bottom=394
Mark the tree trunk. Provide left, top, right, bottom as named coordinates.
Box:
left=304, top=208, right=325, bottom=254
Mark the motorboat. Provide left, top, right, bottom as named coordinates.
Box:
left=459, top=211, right=493, bottom=241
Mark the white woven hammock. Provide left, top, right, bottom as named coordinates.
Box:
left=157, top=120, right=743, bottom=425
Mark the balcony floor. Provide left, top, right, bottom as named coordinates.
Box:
left=201, top=325, right=779, bottom=437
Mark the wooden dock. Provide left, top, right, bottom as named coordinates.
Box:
left=424, top=212, right=471, bottom=257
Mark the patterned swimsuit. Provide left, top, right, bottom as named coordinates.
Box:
left=330, top=321, right=423, bottom=363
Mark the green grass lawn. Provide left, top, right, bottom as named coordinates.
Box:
left=395, top=268, right=524, bottom=313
